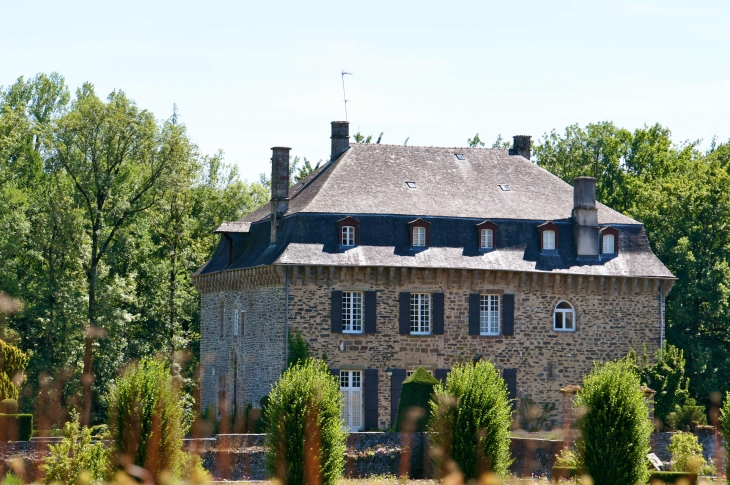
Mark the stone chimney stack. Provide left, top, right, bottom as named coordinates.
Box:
left=572, top=176, right=599, bottom=257
left=510, top=135, right=531, bottom=160
left=331, top=121, right=350, bottom=161
left=270, top=146, right=291, bottom=244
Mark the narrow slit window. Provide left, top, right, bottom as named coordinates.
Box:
left=233, top=306, right=239, bottom=336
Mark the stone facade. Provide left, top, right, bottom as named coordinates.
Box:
left=196, top=266, right=285, bottom=412
left=196, top=262, right=666, bottom=430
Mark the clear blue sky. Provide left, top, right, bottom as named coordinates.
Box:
left=3, top=1, right=729, bottom=182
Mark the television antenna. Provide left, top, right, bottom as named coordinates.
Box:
left=341, top=71, right=352, bottom=121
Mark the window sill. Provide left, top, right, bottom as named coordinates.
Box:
left=408, top=333, right=435, bottom=337
left=553, top=328, right=576, bottom=332
left=342, top=330, right=364, bottom=335
left=477, top=334, right=503, bottom=338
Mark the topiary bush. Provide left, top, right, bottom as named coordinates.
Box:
left=666, top=399, right=707, bottom=431
left=264, top=358, right=346, bottom=485
left=0, top=413, right=32, bottom=441
left=574, top=359, right=652, bottom=485
left=0, top=340, right=28, bottom=401
left=395, top=367, right=439, bottom=433
left=0, top=399, right=17, bottom=414
left=42, top=411, right=112, bottom=484
left=108, top=357, right=188, bottom=481
left=428, top=361, right=513, bottom=478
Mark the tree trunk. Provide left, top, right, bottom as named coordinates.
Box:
left=81, top=244, right=98, bottom=426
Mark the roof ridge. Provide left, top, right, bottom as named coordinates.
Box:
left=350, top=143, right=508, bottom=150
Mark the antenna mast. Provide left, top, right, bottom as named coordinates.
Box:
left=341, top=71, right=352, bottom=121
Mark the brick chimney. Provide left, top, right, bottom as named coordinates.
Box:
left=510, top=135, right=531, bottom=160
left=572, top=176, right=599, bottom=257
left=331, top=121, right=350, bottom=161
left=270, top=146, right=290, bottom=244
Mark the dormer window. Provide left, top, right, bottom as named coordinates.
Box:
left=342, top=226, right=355, bottom=246
left=476, top=220, right=498, bottom=251
left=336, top=216, right=360, bottom=248
left=543, top=230, right=556, bottom=250
left=408, top=219, right=431, bottom=248
left=538, top=221, right=560, bottom=252
left=600, top=227, right=620, bottom=256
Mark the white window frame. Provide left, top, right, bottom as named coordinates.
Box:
left=410, top=293, right=431, bottom=335
left=480, top=229, right=494, bottom=249
left=602, top=233, right=615, bottom=254
left=341, top=225, right=356, bottom=247
left=340, top=371, right=363, bottom=431
left=413, top=227, right=426, bottom=247
left=233, top=305, right=239, bottom=336
left=342, top=291, right=364, bottom=333
left=554, top=301, right=576, bottom=332
left=543, top=230, right=556, bottom=250
left=480, top=294, right=500, bottom=335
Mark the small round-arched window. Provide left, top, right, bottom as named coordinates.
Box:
left=554, top=301, right=576, bottom=331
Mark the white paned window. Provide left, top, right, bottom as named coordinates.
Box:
left=340, top=371, right=362, bottom=431
left=480, top=294, right=500, bottom=335
left=233, top=306, right=239, bottom=336
left=413, top=227, right=426, bottom=247
left=554, top=301, right=576, bottom=331
left=342, top=291, right=363, bottom=333
left=543, top=230, right=556, bottom=250
left=342, top=226, right=355, bottom=246
left=481, top=229, right=494, bottom=249
left=602, top=234, right=615, bottom=254
left=410, top=293, right=431, bottom=335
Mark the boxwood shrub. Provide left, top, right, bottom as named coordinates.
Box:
left=0, top=413, right=32, bottom=441
left=428, top=361, right=513, bottom=478
left=264, top=358, right=346, bottom=485
left=574, top=359, right=652, bottom=485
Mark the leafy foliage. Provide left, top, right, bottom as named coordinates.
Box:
left=516, top=393, right=555, bottom=432
left=42, top=411, right=112, bottom=484
left=574, top=359, right=652, bottom=485
left=666, top=399, right=707, bottom=431
left=288, top=329, right=311, bottom=369
left=0, top=340, right=28, bottom=401
left=635, top=343, right=690, bottom=426
left=395, top=367, right=439, bottom=433
left=264, top=358, right=346, bottom=485
left=108, top=357, right=188, bottom=481
left=428, top=361, right=513, bottom=478
left=668, top=431, right=714, bottom=474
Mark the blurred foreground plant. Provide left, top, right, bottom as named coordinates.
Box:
left=428, top=361, right=513, bottom=479
left=108, top=357, right=190, bottom=481
left=264, top=358, right=346, bottom=485
left=42, top=410, right=112, bottom=484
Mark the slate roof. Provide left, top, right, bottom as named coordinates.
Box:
left=197, top=144, right=674, bottom=279
left=240, top=144, right=638, bottom=225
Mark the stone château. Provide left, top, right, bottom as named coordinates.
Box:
left=192, top=121, right=675, bottom=430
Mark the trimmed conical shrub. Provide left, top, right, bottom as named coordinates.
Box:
left=396, top=367, right=439, bottom=432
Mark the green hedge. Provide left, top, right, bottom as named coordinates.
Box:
left=551, top=466, right=576, bottom=480
left=649, top=471, right=697, bottom=485
left=0, top=414, right=33, bottom=441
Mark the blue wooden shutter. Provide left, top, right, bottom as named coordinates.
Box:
left=432, top=293, right=444, bottom=335
left=399, top=292, right=411, bottom=335
left=364, top=369, right=379, bottom=430
left=502, top=294, right=515, bottom=336
left=390, top=369, right=406, bottom=427
left=435, top=368, right=449, bottom=383
left=364, top=291, right=377, bottom=334
left=503, top=368, right=517, bottom=406
left=331, top=290, right=342, bottom=333
left=469, top=293, right=480, bottom=335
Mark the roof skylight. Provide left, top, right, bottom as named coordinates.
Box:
left=455, top=153, right=465, bottom=160
left=405, top=181, right=417, bottom=189
left=498, top=184, right=511, bottom=191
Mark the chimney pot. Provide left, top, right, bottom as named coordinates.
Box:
left=510, top=135, right=531, bottom=160
left=331, top=121, right=350, bottom=161
left=573, top=176, right=597, bottom=209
